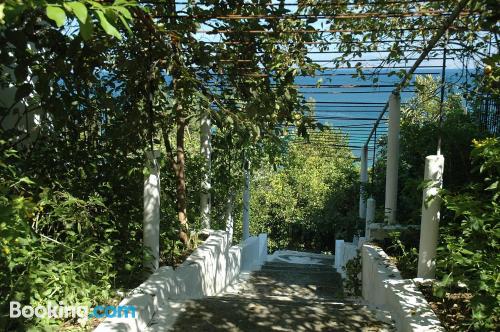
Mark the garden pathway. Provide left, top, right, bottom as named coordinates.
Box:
left=147, top=252, right=394, bottom=331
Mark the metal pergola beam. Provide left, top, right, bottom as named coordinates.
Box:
left=364, top=0, right=471, bottom=147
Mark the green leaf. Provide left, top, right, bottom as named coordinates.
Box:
left=461, top=248, right=474, bottom=255
left=114, top=6, right=132, bottom=20
left=79, top=17, right=93, bottom=40
left=485, top=181, right=497, bottom=191
left=64, top=2, right=88, bottom=24
left=0, top=3, right=5, bottom=25
left=113, top=0, right=133, bottom=6
left=118, top=14, right=132, bottom=35
left=96, top=10, right=122, bottom=39
left=46, top=5, right=66, bottom=28
left=17, top=177, right=35, bottom=185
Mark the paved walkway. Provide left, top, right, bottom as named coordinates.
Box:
left=147, top=252, right=394, bottom=331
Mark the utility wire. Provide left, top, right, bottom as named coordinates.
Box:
left=437, top=30, right=448, bottom=155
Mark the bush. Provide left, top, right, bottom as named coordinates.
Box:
left=386, top=230, right=419, bottom=279
left=436, top=138, right=500, bottom=330
left=0, top=141, right=122, bottom=330
left=343, top=250, right=362, bottom=297
left=248, top=130, right=358, bottom=252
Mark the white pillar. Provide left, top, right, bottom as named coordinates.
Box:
left=225, top=191, right=235, bottom=244
left=417, top=155, right=444, bottom=279
left=384, top=92, right=401, bottom=224
left=0, top=66, right=38, bottom=147
left=143, top=150, right=161, bottom=271
left=359, top=145, right=368, bottom=219
left=200, top=113, right=212, bottom=229
left=365, top=197, right=375, bottom=240
left=242, top=160, right=251, bottom=241
left=334, top=240, right=345, bottom=270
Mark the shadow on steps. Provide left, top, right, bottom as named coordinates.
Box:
left=160, top=261, right=392, bottom=331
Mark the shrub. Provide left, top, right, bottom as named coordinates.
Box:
left=0, top=141, right=119, bottom=330
left=436, top=138, right=500, bottom=330
left=387, top=230, right=419, bottom=279
left=343, top=250, right=362, bottom=297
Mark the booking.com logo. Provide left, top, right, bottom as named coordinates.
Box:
left=10, top=301, right=136, bottom=319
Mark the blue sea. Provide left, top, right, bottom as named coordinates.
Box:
left=295, top=68, right=469, bottom=159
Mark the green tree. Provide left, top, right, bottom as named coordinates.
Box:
left=371, top=75, right=484, bottom=224
left=249, top=129, right=358, bottom=251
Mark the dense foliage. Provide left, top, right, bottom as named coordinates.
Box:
left=371, top=75, right=485, bottom=224
left=343, top=250, right=362, bottom=297
left=372, top=75, right=499, bottom=329
left=0, top=0, right=498, bottom=330
left=0, top=138, right=122, bottom=330
left=436, top=138, right=500, bottom=330
left=249, top=130, right=358, bottom=252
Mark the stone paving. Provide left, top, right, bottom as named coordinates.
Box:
left=147, top=252, right=394, bottom=332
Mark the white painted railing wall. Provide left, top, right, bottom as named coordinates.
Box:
left=362, top=244, right=444, bottom=332
left=335, top=239, right=444, bottom=331
left=334, top=237, right=364, bottom=278
left=94, top=231, right=267, bottom=332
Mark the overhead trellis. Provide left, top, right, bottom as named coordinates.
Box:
left=137, top=0, right=496, bottom=163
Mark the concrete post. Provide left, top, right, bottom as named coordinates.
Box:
left=365, top=197, right=376, bottom=240
left=200, top=113, right=212, bottom=229
left=242, top=160, right=251, bottom=241
left=384, top=92, right=401, bottom=224
left=143, top=150, right=161, bottom=271
left=334, top=240, right=345, bottom=270
left=225, top=191, right=235, bottom=244
left=359, top=145, right=369, bottom=219
left=417, top=155, right=444, bottom=279
left=1, top=66, right=38, bottom=147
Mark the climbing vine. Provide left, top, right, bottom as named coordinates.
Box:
left=0, top=0, right=498, bottom=329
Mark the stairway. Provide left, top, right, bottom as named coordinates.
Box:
left=148, top=254, right=394, bottom=331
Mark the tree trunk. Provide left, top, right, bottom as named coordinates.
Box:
left=175, top=108, right=189, bottom=246
left=167, top=0, right=189, bottom=246
left=161, top=99, right=189, bottom=247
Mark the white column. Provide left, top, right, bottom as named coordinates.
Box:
left=334, top=240, right=345, bottom=270
left=242, top=160, right=251, bottom=241
left=143, top=150, right=161, bottom=271
left=384, top=92, right=401, bottom=224
left=417, top=155, right=444, bottom=279
left=359, top=145, right=368, bottom=219
left=0, top=66, right=38, bottom=147
left=365, top=197, right=376, bottom=240
left=225, top=191, right=235, bottom=244
left=200, top=113, right=212, bottom=230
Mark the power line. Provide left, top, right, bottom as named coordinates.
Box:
left=207, top=83, right=415, bottom=88
left=169, top=1, right=450, bottom=8
left=299, top=90, right=416, bottom=94
left=315, top=110, right=385, bottom=113
left=312, top=116, right=388, bottom=120
left=178, top=27, right=442, bottom=34
left=203, top=39, right=462, bottom=45
left=305, top=101, right=386, bottom=105
left=218, top=58, right=447, bottom=63
left=156, top=11, right=471, bottom=20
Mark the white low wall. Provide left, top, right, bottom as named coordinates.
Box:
left=334, top=237, right=365, bottom=277
left=362, top=244, right=444, bottom=332
left=94, top=231, right=267, bottom=332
